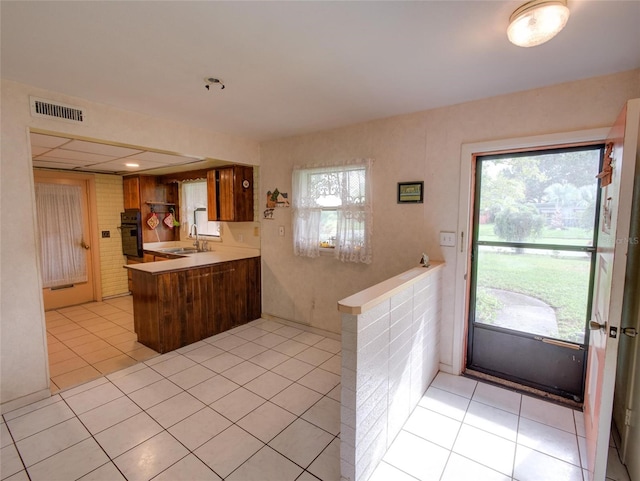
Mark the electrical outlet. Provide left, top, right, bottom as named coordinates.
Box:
left=101, top=231, right=110, bottom=238
left=278, top=225, right=285, bottom=237
left=440, top=231, right=456, bottom=247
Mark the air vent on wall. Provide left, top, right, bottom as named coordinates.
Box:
left=29, top=96, right=86, bottom=124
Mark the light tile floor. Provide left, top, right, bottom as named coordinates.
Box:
left=45, top=296, right=159, bottom=392
left=2, top=317, right=342, bottom=481
left=370, top=372, right=632, bottom=481
left=2, top=304, right=632, bottom=481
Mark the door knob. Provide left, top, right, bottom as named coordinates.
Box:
left=589, top=320, right=606, bottom=330
left=622, top=327, right=638, bottom=338
left=81, top=241, right=90, bottom=250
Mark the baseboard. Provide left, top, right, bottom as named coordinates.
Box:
left=1, top=388, right=51, bottom=415
left=259, top=313, right=341, bottom=341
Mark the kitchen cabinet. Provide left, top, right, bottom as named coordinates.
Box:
left=122, top=175, right=178, bottom=243
left=207, top=165, right=254, bottom=222
left=123, top=177, right=141, bottom=210
left=125, top=257, right=142, bottom=292
left=125, top=253, right=176, bottom=292
left=130, top=256, right=261, bottom=353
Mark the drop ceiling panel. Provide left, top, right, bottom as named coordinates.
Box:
left=85, top=158, right=166, bottom=172
left=31, top=146, right=51, bottom=156
left=28, top=133, right=219, bottom=174
left=30, top=133, right=71, bottom=148
left=34, top=155, right=95, bottom=166
left=36, top=149, right=116, bottom=163
left=33, top=160, right=82, bottom=170
left=63, top=139, right=143, bottom=157
left=126, top=151, right=202, bottom=164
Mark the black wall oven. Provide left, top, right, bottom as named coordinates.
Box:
left=120, top=210, right=143, bottom=257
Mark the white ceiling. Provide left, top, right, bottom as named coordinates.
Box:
left=2, top=1, right=640, bottom=150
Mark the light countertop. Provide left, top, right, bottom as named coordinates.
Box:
left=125, top=243, right=260, bottom=275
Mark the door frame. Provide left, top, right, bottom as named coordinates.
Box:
left=32, top=169, right=102, bottom=308
left=451, top=127, right=610, bottom=375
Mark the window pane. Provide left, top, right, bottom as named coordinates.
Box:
left=182, top=181, right=220, bottom=237
left=320, top=210, right=337, bottom=247
left=474, top=245, right=590, bottom=343
left=478, top=149, right=600, bottom=245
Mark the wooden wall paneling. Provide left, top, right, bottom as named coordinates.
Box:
left=158, top=272, right=182, bottom=353
left=246, top=257, right=262, bottom=321
left=131, top=270, right=161, bottom=352
left=129, top=256, right=261, bottom=353
left=218, top=167, right=234, bottom=221
left=207, top=170, right=219, bottom=221
left=234, top=165, right=254, bottom=222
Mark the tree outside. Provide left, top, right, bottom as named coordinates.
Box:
left=474, top=148, right=601, bottom=343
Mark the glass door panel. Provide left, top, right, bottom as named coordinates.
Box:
left=475, top=246, right=592, bottom=343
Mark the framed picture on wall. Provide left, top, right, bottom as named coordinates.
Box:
left=397, top=181, right=424, bottom=203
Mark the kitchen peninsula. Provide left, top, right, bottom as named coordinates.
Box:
left=125, top=246, right=261, bottom=353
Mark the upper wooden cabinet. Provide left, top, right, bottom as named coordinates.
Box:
left=123, top=176, right=141, bottom=210
left=207, top=165, right=254, bottom=222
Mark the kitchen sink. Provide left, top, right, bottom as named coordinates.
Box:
left=156, top=247, right=200, bottom=255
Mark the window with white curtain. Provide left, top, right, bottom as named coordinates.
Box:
left=180, top=180, right=221, bottom=238
left=292, top=158, right=373, bottom=264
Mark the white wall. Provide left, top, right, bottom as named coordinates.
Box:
left=0, top=79, right=260, bottom=409
left=259, top=69, right=640, bottom=373
left=340, top=265, right=442, bottom=481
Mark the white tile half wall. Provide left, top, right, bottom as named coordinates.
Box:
left=338, top=263, right=444, bottom=481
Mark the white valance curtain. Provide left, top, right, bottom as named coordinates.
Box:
left=35, top=182, right=87, bottom=288
left=292, top=158, right=373, bottom=264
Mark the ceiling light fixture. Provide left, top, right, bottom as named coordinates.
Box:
left=507, top=0, right=570, bottom=47
left=124, top=163, right=139, bottom=168
left=204, top=77, right=225, bottom=90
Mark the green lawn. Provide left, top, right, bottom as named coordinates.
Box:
left=478, top=223, right=593, bottom=246
left=475, top=250, right=591, bottom=343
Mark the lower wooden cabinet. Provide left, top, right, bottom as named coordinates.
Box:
left=131, top=257, right=261, bottom=353
left=126, top=257, right=143, bottom=293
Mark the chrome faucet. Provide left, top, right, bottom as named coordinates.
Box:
left=190, top=224, right=200, bottom=251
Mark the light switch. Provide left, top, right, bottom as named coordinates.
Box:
left=440, top=231, right=456, bottom=247
left=278, top=225, right=285, bottom=237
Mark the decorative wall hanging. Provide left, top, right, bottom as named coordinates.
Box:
left=398, top=181, right=424, bottom=203
left=263, top=208, right=275, bottom=220
left=266, top=188, right=290, bottom=208
left=596, top=142, right=614, bottom=187
left=147, top=211, right=159, bottom=229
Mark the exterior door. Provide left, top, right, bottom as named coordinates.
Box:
left=613, top=113, right=640, bottom=480
left=584, top=98, right=640, bottom=481
left=467, top=145, right=603, bottom=401
left=617, top=309, right=640, bottom=481
left=34, top=171, right=98, bottom=310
